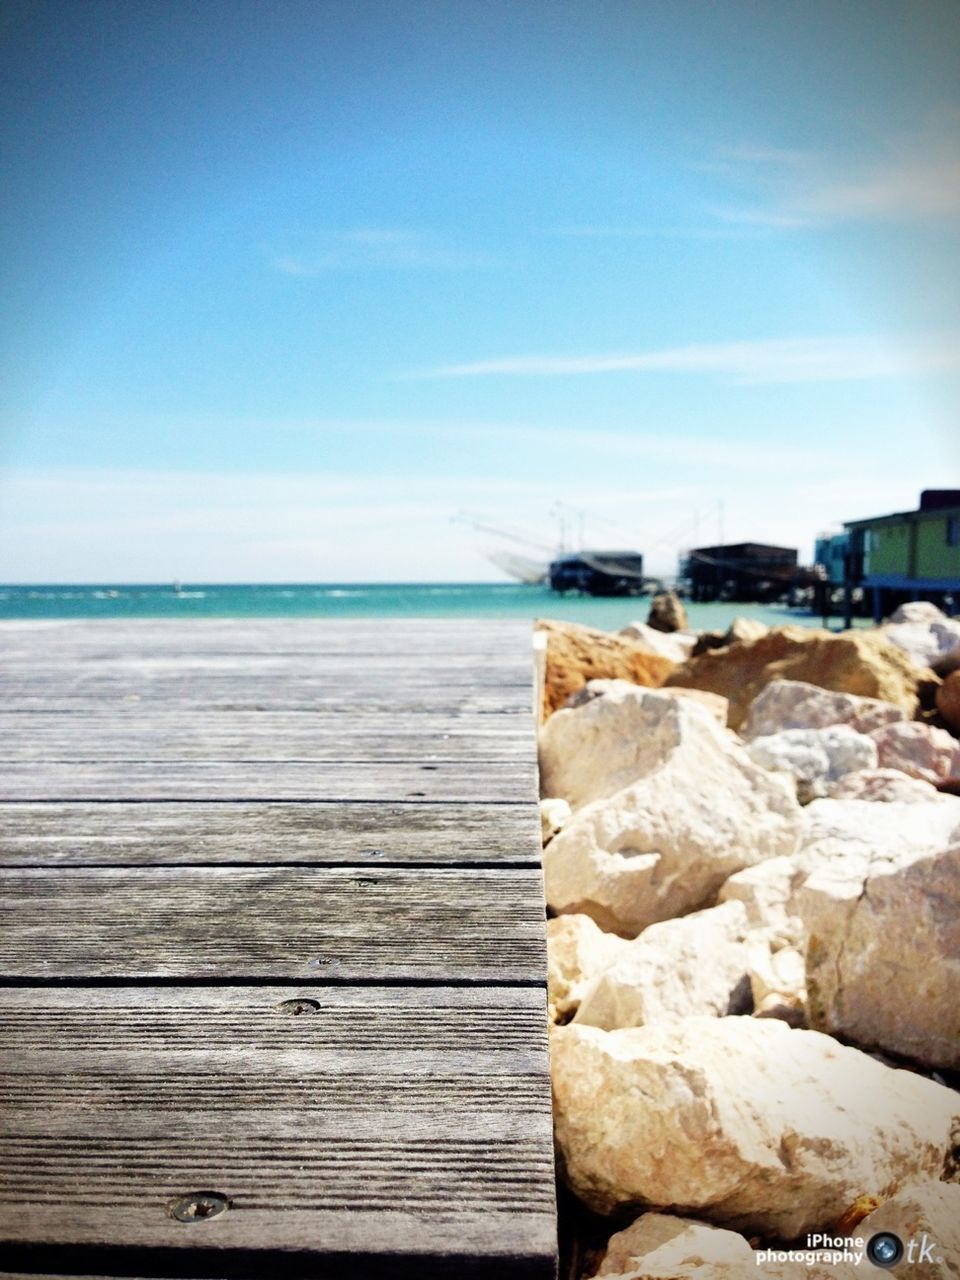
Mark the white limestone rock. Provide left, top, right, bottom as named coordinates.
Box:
left=719, top=856, right=803, bottom=931
left=870, top=720, right=960, bottom=784
left=885, top=601, right=960, bottom=670
left=827, top=767, right=943, bottom=803
left=545, top=913, right=630, bottom=1023
left=858, top=1182, right=960, bottom=1279
left=539, top=797, right=572, bottom=845
left=572, top=900, right=754, bottom=1030
left=541, top=684, right=801, bottom=934
left=746, top=725, right=878, bottom=802
left=748, top=933, right=806, bottom=1024
left=618, top=622, right=698, bottom=664
left=593, top=1211, right=859, bottom=1280
left=594, top=1212, right=755, bottom=1278
left=799, top=835, right=960, bottom=1069
left=539, top=680, right=728, bottom=810
left=795, top=796, right=960, bottom=882
left=551, top=1017, right=958, bottom=1238
left=744, top=678, right=906, bottom=740
left=890, top=601, right=950, bottom=625
left=647, top=685, right=730, bottom=726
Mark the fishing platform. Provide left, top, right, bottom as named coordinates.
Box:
left=0, top=618, right=557, bottom=1279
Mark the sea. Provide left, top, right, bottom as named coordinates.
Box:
left=0, top=583, right=836, bottom=632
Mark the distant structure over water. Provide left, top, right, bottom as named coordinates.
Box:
left=548, top=550, right=649, bottom=597
left=816, top=489, right=960, bottom=625
left=680, top=542, right=808, bottom=604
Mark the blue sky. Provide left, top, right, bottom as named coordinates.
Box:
left=1, top=0, right=959, bottom=581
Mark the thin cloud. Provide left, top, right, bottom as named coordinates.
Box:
left=548, top=224, right=760, bottom=240
left=712, top=111, right=960, bottom=226
left=272, top=228, right=499, bottom=273
left=416, top=333, right=960, bottom=384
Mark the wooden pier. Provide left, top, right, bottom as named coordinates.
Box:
left=0, top=619, right=557, bottom=1279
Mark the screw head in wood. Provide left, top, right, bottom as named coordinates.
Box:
left=169, top=1191, right=229, bottom=1222
left=276, top=997, right=321, bottom=1015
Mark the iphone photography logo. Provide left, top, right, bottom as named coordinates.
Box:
left=756, top=1230, right=945, bottom=1270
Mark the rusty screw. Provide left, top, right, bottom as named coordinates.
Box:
left=276, top=997, right=320, bottom=1015
left=169, top=1192, right=229, bottom=1223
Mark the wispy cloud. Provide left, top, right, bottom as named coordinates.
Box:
left=547, top=225, right=755, bottom=240
left=415, top=332, right=960, bottom=384
left=272, top=228, right=499, bottom=274
left=711, top=110, right=960, bottom=226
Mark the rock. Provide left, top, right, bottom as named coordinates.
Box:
left=572, top=900, right=754, bottom=1030
left=647, top=685, right=729, bottom=725
left=870, top=720, right=960, bottom=784
left=748, top=934, right=806, bottom=1025
left=857, top=1181, right=960, bottom=1279
left=539, top=797, right=571, bottom=845
left=667, top=625, right=928, bottom=731
left=618, top=621, right=697, bottom=664
left=937, top=669, right=960, bottom=733
left=890, top=601, right=948, bottom=625
left=594, top=1212, right=755, bottom=1278
left=796, top=796, right=960, bottom=879
left=545, top=913, right=630, bottom=1023
left=541, top=685, right=801, bottom=934
left=746, top=725, right=878, bottom=802
left=550, top=1016, right=958, bottom=1237
left=743, top=678, right=906, bottom=740
left=593, top=1211, right=860, bottom=1280
left=646, top=590, right=689, bottom=633
left=885, top=600, right=960, bottom=670
left=827, top=767, right=943, bottom=803
left=692, top=616, right=770, bottom=656
left=719, top=856, right=803, bottom=931
left=799, top=833, right=960, bottom=1069
left=535, top=619, right=674, bottom=718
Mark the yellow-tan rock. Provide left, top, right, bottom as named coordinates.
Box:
left=667, top=625, right=930, bottom=731
left=535, top=618, right=674, bottom=718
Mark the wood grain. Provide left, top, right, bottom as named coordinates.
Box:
left=0, top=710, right=533, bottom=761
left=0, top=865, right=547, bottom=981
left=0, top=759, right=536, bottom=802
left=0, top=618, right=556, bottom=1275
left=0, top=987, right=556, bottom=1276
left=0, top=800, right=540, bottom=866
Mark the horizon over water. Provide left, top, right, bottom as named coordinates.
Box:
left=0, top=582, right=834, bottom=631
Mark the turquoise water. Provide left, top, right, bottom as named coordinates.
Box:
left=0, top=583, right=832, bottom=631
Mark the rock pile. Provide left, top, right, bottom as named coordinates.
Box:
left=665, top=624, right=932, bottom=730
left=535, top=618, right=674, bottom=717
left=540, top=608, right=960, bottom=1276
left=540, top=682, right=801, bottom=933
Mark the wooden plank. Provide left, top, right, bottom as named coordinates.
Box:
left=0, top=619, right=556, bottom=1275
left=0, top=801, right=540, bottom=866
left=0, top=711, right=532, bottom=762
left=0, top=986, right=556, bottom=1277
left=0, top=866, right=547, bottom=981
left=0, top=617, right=534, bottom=656
left=0, top=759, right=536, bottom=802
left=0, top=689, right=531, bottom=715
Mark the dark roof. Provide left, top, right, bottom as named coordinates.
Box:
left=846, top=502, right=960, bottom=529
left=689, top=542, right=796, bottom=558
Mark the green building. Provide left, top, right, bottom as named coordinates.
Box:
left=844, top=489, right=960, bottom=622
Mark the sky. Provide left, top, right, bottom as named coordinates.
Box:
left=1, top=0, right=959, bottom=582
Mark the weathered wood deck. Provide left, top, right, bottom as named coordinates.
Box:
left=0, top=619, right=556, bottom=1279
